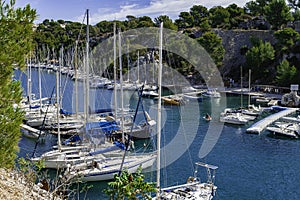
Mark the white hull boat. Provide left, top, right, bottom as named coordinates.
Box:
left=202, top=89, right=221, bottom=98
left=220, top=113, right=248, bottom=125
left=266, top=126, right=299, bottom=139
left=154, top=162, right=218, bottom=200
left=66, top=153, right=156, bottom=182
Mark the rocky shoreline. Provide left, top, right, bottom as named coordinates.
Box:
left=0, top=168, right=61, bottom=200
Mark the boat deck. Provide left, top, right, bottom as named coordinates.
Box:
left=21, top=123, right=44, bottom=134
left=20, top=123, right=45, bottom=138
left=246, top=107, right=298, bottom=134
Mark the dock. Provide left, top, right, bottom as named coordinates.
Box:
left=246, top=107, right=298, bottom=134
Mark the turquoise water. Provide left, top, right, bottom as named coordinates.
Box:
left=15, top=69, right=300, bottom=200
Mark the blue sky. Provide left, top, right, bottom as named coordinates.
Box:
left=15, top=0, right=249, bottom=25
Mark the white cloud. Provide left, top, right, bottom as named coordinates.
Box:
left=87, top=0, right=249, bottom=24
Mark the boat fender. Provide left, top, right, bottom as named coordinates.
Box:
left=187, top=176, right=195, bottom=183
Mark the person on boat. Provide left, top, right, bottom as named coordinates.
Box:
left=205, top=113, right=212, bottom=121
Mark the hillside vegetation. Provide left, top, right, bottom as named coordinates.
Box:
left=32, top=0, right=300, bottom=86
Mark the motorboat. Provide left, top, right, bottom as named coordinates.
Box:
left=183, top=94, right=203, bottom=102
left=202, top=89, right=221, bottom=98
left=266, top=125, right=299, bottom=139
left=161, top=96, right=185, bottom=106
left=154, top=162, right=218, bottom=200
left=220, top=112, right=248, bottom=125
left=142, top=90, right=159, bottom=98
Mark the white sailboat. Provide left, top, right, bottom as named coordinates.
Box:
left=31, top=10, right=113, bottom=168
left=219, top=69, right=261, bottom=124
left=60, top=20, right=156, bottom=181
left=155, top=22, right=218, bottom=200
left=65, top=152, right=156, bottom=182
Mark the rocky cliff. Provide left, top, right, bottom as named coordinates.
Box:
left=214, top=29, right=276, bottom=78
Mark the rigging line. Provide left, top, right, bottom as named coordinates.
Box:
left=118, top=85, right=144, bottom=175
left=178, top=107, right=195, bottom=172
left=162, top=114, right=168, bottom=187
left=31, top=86, right=56, bottom=158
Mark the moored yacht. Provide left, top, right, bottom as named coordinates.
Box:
left=220, top=111, right=248, bottom=125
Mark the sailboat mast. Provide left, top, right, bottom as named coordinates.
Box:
left=113, top=23, right=118, bottom=120
left=59, top=46, right=63, bottom=110
left=137, top=51, right=140, bottom=83
left=75, top=41, right=79, bottom=118
left=156, top=22, right=163, bottom=198
left=28, top=54, right=32, bottom=106
left=56, top=70, right=61, bottom=150
left=248, top=69, right=251, bottom=106
left=85, top=9, right=90, bottom=122
left=38, top=62, right=42, bottom=113
left=127, top=43, right=130, bottom=82
left=152, top=50, right=155, bottom=84
left=240, top=66, right=243, bottom=108
left=118, top=30, right=125, bottom=143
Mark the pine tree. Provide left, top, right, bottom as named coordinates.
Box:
left=0, top=0, right=36, bottom=168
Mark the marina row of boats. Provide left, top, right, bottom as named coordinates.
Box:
left=18, top=18, right=218, bottom=200
left=218, top=95, right=300, bottom=139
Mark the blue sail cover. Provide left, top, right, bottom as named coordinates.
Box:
left=30, top=105, right=40, bottom=109
left=60, top=108, right=74, bottom=115
left=62, top=135, right=81, bottom=145
left=85, top=121, right=120, bottom=135
left=113, top=141, right=126, bottom=150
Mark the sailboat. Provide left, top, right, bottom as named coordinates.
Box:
left=23, top=61, right=57, bottom=128
left=60, top=19, right=156, bottom=181
left=31, top=10, right=119, bottom=168
left=220, top=69, right=261, bottom=124
left=154, top=22, right=218, bottom=200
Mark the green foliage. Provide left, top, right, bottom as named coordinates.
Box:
left=190, top=5, right=209, bottom=27
left=274, top=28, right=300, bottom=52
left=154, top=15, right=177, bottom=30
left=104, top=166, right=156, bottom=200
left=245, top=0, right=270, bottom=16
left=199, top=19, right=211, bottom=32
left=226, top=4, right=246, bottom=28
left=197, top=31, right=225, bottom=67
left=16, top=157, right=45, bottom=183
left=276, top=59, right=297, bottom=86
left=265, top=0, right=293, bottom=30
left=245, top=39, right=275, bottom=81
left=209, top=6, right=230, bottom=28
left=0, top=0, right=36, bottom=169
left=175, top=12, right=194, bottom=29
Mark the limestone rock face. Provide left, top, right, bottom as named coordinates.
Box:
left=0, top=168, right=60, bottom=200
left=213, top=29, right=276, bottom=77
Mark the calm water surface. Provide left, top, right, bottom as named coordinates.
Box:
left=15, top=69, right=300, bottom=200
